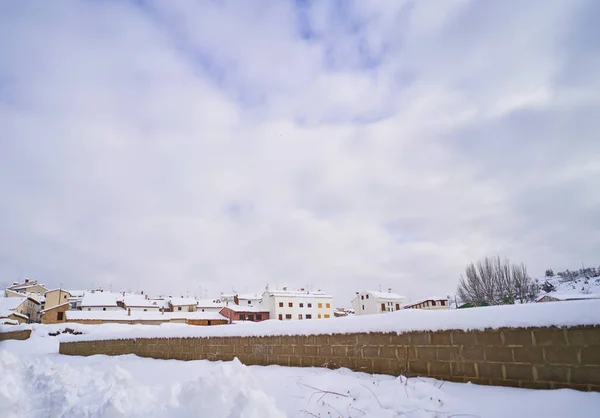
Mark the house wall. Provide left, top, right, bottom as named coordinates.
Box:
left=263, top=293, right=334, bottom=320
left=405, top=300, right=449, bottom=310
left=41, top=304, right=70, bottom=324
left=15, top=299, right=40, bottom=323
left=127, top=306, right=160, bottom=312
left=59, top=325, right=600, bottom=392
left=220, top=307, right=269, bottom=322
left=171, top=305, right=197, bottom=312
left=352, top=293, right=404, bottom=315
left=45, top=290, right=71, bottom=310
left=81, top=306, right=121, bottom=311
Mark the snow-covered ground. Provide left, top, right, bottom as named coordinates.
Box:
left=535, top=275, right=600, bottom=297
left=1, top=325, right=599, bottom=417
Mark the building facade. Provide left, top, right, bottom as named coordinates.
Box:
left=403, top=297, right=450, bottom=310
left=262, top=287, right=334, bottom=320
left=352, top=290, right=407, bottom=315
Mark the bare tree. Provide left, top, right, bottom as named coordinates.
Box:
left=457, top=256, right=539, bottom=306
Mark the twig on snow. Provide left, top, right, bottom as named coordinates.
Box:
left=360, top=384, right=383, bottom=409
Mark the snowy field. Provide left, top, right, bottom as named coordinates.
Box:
left=1, top=325, right=600, bottom=418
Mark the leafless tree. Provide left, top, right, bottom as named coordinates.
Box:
left=457, top=256, right=539, bottom=306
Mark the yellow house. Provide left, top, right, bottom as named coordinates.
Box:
left=8, top=279, right=48, bottom=297
left=0, top=296, right=40, bottom=324
left=45, top=289, right=72, bottom=310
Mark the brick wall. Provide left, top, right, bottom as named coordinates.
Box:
left=59, top=325, right=600, bottom=391
left=0, top=329, right=31, bottom=341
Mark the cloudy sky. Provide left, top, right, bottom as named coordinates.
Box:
left=1, top=0, right=599, bottom=305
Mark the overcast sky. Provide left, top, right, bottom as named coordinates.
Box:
left=1, top=0, right=599, bottom=305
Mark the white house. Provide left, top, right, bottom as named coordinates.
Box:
left=537, top=293, right=600, bottom=303
left=197, top=298, right=225, bottom=313
left=169, top=297, right=197, bottom=312
left=352, top=290, right=407, bottom=315
left=220, top=293, right=262, bottom=306
left=80, top=291, right=120, bottom=311
left=403, top=296, right=450, bottom=310
left=262, top=286, right=334, bottom=321
left=123, top=294, right=160, bottom=312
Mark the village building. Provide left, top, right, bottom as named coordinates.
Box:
left=219, top=303, right=269, bottom=323
left=352, top=290, right=407, bottom=315
left=0, top=295, right=41, bottom=323
left=44, top=289, right=72, bottom=310
left=123, top=294, right=160, bottom=312
left=40, top=302, right=70, bottom=324
left=6, top=279, right=48, bottom=297
left=64, top=309, right=228, bottom=326
left=67, top=290, right=85, bottom=310
left=197, top=298, right=225, bottom=313
left=169, top=297, right=197, bottom=312
left=536, top=293, right=600, bottom=303
left=403, top=296, right=450, bottom=310
left=80, top=291, right=120, bottom=311
left=262, top=286, right=334, bottom=320
left=220, top=293, right=262, bottom=306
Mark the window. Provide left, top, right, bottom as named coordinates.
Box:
left=432, top=301, right=437, bottom=306
left=307, top=303, right=312, bottom=308
left=306, top=314, right=312, bottom=319
left=324, top=314, right=330, bottom=318
left=57, top=312, right=64, bottom=321
left=362, top=305, right=365, bottom=310
left=88, top=308, right=91, bottom=311
left=256, top=314, right=262, bottom=321
left=285, top=314, right=292, bottom=320
left=278, top=314, right=283, bottom=320
left=103, top=307, right=106, bottom=311
left=279, top=302, right=284, bottom=307
left=361, top=295, right=364, bottom=300
left=381, top=303, right=385, bottom=311
left=366, top=294, right=369, bottom=299
left=178, top=306, right=182, bottom=311
left=318, top=314, right=322, bottom=319
left=248, top=300, right=251, bottom=305
left=318, top=303, right=323, bottom=308
left=298, top=314, right=303, bottom=320
left=441, top=300, right=446, bottom=306
left=288, top=302, right=293, bottom=308
left=326, top=303, right=331, bottom=308
left=144, top=309, right=147, bottom=312
left=64, top=295, right=67, bottom=299
left=248, top=314, right=254, bottom=321
left=395, top=304, right=400, bottom=310
left=299, top=303, right=304, bottom=308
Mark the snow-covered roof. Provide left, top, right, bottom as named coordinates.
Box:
left=197, top=299, right=225, bottom=308
left=123, top=295, right=158, bottom=308
left=0, top=296, right=26, bottom=317
left=221, top=293, right=262, bottom=301
left=66, top=310, right=227, bottom=322
left=62, top=299, right=600, bottom=343
left=221, top=304, right=269, bottom=313
left=10, top=281, right=45, bottom=290
left=264, top=289, right=332, bottom=299
left=406, top=296, right=449, bottom=306
left=67, top=290, right=86, bottom=298
left=41, top=302, right=71, bottom=313
left=537, top=293, right=600, bottom=302
left=362, top=291, right=406, bottom=300
left=45, top=288, right=72, bottom=296
left=169, top=297, right=197, bottom=306
left=80, top=292, right=118, bottom=307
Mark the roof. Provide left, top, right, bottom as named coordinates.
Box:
left=123, top=295, right=158, bottom=308
left=41, top=302, right=71, bottom=313
left=66, top=310, right=227, bottom=321
left=221, top=304, right=269, bottom=313
left=363, top=291, right=406, bottom=300
left=221, top=293, right=262, bottom=300
left=45, top=288, right=72, bottom=296
left=67, top=290, right=86, bottom=298
left=197, top=299, right=225, bottom=308
left=403, top=296, right=449, bottom=309
left=169, top=297, right=197, bottom=306
left=0, top=296, right=26, bottom=317
left=10, top=282, right=47, bottom=292
left=263, top=290, right=333, bottom=299
left=80, top=292, right=118, bottom=307
left=537, top=293, right=600, bottom=302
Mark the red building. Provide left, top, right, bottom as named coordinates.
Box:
left=219, top=305, right=269, bottom=323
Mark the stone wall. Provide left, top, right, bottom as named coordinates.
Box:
left=0, top=329, right=31, bottom=341
left=59, top=325, right=600, bottom=391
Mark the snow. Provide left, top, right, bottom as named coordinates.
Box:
left=40, top=302, right=70, bottom=313
left=196, top=299, right=225, bottom=307
left=66, top=310, right=227, bottom=321
left=80, top=292, right=118, bottom=307
left=221, top=304, right=268, bottom=313
left=1, top=324, right=599, bottom=417
left=537, top=293, right=600, bottom=302
left=123, top=295, right=158, bottom=308
left=168, top=297, right=197, bottom=306
left=0, top=296, right=26, bottom=317
left=364, top=291, right=406, bottom=300
left=61, top=298, right=600, bottom=343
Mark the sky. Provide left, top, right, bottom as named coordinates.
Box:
left=1, top=0, right=599, bottom=305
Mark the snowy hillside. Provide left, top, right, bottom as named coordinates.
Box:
left=535, top=268, right=600, bottom=298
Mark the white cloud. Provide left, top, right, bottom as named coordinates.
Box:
left=0, top=0, right=599, bottom=304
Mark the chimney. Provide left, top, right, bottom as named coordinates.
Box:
left=25, top=279, right=29, bottom=283
left=128, top=308, right=131, bottom=317
left=234, top=295, right=239, bottom=305
left=388, top=288, right=392, bottom=293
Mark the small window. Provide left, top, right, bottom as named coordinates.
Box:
left=326, top=303, right=330, bottom=308
left=432, top=301, right=436, bottom=306
left=88, top=308, right=91, bottom=311
left=144, top=309, right=147, bottom=312
left=248, top=314, right=254, bottom=321
left=279, top=302, right=284, bottom=307
left=366, top=294, right=369, bottom=299
left=298, top=314, right=303, bottom=320
left=361, top=295, right=364, bottom=300
left=288, top=302, right=293, bottom=308
left=103, top=307, right=106, bottom=311
left=278, top=314, right=283, bottom=320
left=306, top=314, right=312, bottom=319
left=256, top=314, right=262, bottom=321
left=318, top=303, right=323, bottom=308
left=381, top=303, right=385, bottom=311
left=57, top=312, right=64, bottom=321
left=395, top=304, right=400, bottom=310
left=307, top=303, right=312, bottom=308
left=247, top=300, right=251, bottom=305
left=318, top=314, right=322, bottom=319
left=285, top=314, right=292, bottom=320
left=64, top=295, right=67, bottom=299
left=178, top=306, right=182, bottom=311
left=299, top=303, right=304, bottom=308
left=441, top=300, right=446, bottom=306
left=362, top=305, right=365, bottom=310
left=324, top=314, right=330, bottom=318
